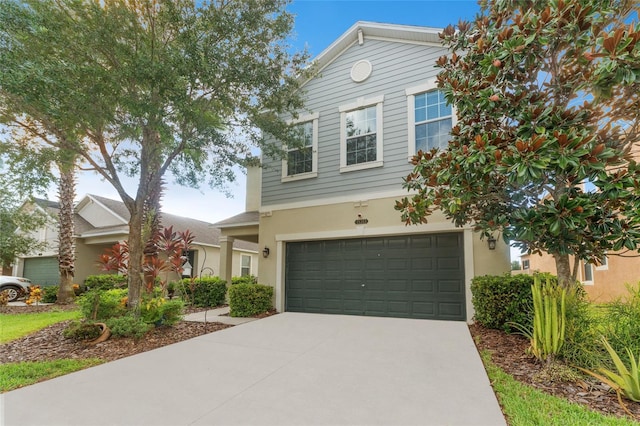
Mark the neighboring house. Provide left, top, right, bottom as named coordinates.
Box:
left=519, top=251, right=640, bottom=303
left=517, top=163, right=640, bottom=302
left=215, top=22, right=510, bottom=322
left=14, top=194, right=258, bottom=286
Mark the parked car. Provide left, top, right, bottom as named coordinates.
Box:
left=0, top=276, right=32, bottom=302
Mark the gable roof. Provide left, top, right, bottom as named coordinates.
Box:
left=83, top=194, right=257, bottom=251
left=34, top=194, right=257, bottom=252
left=307, top=21, right=443, bottom=85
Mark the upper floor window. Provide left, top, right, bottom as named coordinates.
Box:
left=406, top=80, right=455, bottom=158
left=339, top=95, right=384, bottom=173
left=522, top=259, right=530, bottom=270
left=281, top=113, right=319, bottom=182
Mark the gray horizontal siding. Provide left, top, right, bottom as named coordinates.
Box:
left=262, top=38, right=448, bottom=207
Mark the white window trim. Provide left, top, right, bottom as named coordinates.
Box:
left=339, top=95, right=384, bottom=173
left=281, top=112, right=319, bottom=182
left=596, top=254, right=608, bottom=271
left=405, top=80, right=458, bottom=160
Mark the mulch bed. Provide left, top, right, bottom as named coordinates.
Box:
left=0, top=304, right=232, bottom=364
left=469, top=323, right=640, bottom=421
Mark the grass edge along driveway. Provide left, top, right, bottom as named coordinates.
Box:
left=0, top=310, right=81, bottom=343
left=0, top=308, right=95, bottom=393
left=481, top=351, right=639, bottom=425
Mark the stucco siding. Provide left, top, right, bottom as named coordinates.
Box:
left=262, top=38, right=448, bottom=206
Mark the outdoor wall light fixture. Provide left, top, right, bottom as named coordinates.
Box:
left=487, top=236, right=497, bottom=251
left=262, top=246, right=270, bottom=258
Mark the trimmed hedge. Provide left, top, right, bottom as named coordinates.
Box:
left=84, top=274, right=127, bottom=291
left=471, top=274, right=535, bottom=331
left=228, top=284, right=273, bottom=317
left=176, top=277, right=227, bottom=307
left=231, top=275, right=258, bottom=285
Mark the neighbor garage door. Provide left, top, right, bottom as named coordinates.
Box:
left=285, top=233, right=466, bottom=320
left=23, top=257, right=59, bottom=286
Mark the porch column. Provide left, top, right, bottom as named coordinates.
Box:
left=219, top=236, right=235, bottom=286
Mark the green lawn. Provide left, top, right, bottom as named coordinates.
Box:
left=0, top=359, right=103, bottom=392
left=481, top=351, right=640, bottom=425
left=0, top=309, right=81, bottom=343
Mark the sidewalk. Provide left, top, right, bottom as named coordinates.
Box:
left=182, top=305, right=257, bottom=325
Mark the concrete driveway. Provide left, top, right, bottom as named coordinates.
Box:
left=2, top=313, right=505, bottom=426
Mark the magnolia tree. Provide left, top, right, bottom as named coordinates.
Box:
left=0, top=0, right=309, bottom=306
left=396, top=0, right=640, bottom=288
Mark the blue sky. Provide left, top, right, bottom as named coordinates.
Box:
left=69, top=0, right=482, bottom=227
left=287, top=1, right=480, bottom=56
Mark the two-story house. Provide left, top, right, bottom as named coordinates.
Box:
left=215, top=22, right=510, bottom=321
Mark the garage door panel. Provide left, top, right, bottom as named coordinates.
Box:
left=439, top=280, right=464, bottom=293
left=435, top=234, right=460, bottom=247
left=438, top=302, right=464, bottom=318
left=411, top=302, right=436, bottom=317
left=23, top=257, right=59, bottom=287
left=411, top=280, right=435, bottom=292
left=438, top=257, right=463, bottom=270
left=410, top=258, right=433, bottom=271
left=285, top=233, right=465, bottom=320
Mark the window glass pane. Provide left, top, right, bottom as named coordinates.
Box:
left=584, top=263, right=593, bottom=281
left=287, top=146, right=313, bottom=176
left=345, top=105, right=378, bottom=166
left=426, top=104, right=439, bottom=120
left=346, top=106, right=376, bottom=137
left=415, top=93, right=426, bottom=108
left=415, top=106, right=426, bottom=123
left=346, top=134, right=377, bottom=165
left=427, top=91, right=439, bottom=104
left=440, top=102, right=452, bottom=116
left=241, top=255, right=251, bottom=277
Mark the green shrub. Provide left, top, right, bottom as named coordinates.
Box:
left=231, top=275, right=258, bottom=285
left=139, top=298, right=184, bottom=326
left=559, top=286, right=604, bottom=370
left=471, top=273, right=543, bottom=331
left=229, top=283, right=273, bottom=317
left=106, top=315, right=151, bottom=339
left=602, top=284, right=640, bottom=361
left=176, top=277, right=226, bottom=307
left=63, top=320, right=102, bottom=341
left=78, top=289, right=128, bottom=320
left=42, top=286, right=58, bottom=303
left=84, top=274, right=127, bottom=291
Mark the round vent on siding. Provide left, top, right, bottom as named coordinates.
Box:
left=350, top=60, right=372, bottom=83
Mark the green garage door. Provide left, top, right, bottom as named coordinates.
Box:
left=286, top=233, right=466, bottom=321
left=23, top=257, right=59, bottom=286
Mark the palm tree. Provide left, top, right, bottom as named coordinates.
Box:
left=55, top=153, right=76, bottom=305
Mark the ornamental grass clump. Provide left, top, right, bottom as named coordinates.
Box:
left=580, top=337, right=640, bottom=414
left=511, top=275, right=566, bottom=363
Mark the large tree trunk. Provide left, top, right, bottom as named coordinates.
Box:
left=553, top=253, right=574, bottom=289
left=142, top=182, right=163, bottom=292
left=127, top=126, right=163, bottom=307
left=56, top=161, right=76, bottom=305
left=127, top=207, right=145, bottom=308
